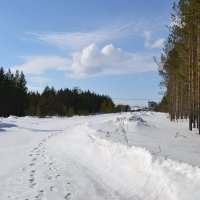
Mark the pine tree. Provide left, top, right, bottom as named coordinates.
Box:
left=158, top=0, right=200, bottom=133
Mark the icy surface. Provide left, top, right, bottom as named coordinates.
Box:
left=0, top=112, right=200, bottom=200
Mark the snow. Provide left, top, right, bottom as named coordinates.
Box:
left=0, top=112, right=200, bottom=200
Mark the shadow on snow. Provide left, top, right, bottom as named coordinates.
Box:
left=0, top=123, right=17, bottom=132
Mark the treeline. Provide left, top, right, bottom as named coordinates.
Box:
left=27, top=86, right=115, bottom=117
left=0, top=67, right=28, bottom=116
left=158, top=0, right=200, bottom=132
left=0, top=67, right=116, bottom=117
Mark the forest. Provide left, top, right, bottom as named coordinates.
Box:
left=0, top=67, right=116, bottom=117
left=157, top=0, right=200, bottom=133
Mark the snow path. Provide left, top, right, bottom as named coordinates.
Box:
left=0, top=113, right=200, bottom=200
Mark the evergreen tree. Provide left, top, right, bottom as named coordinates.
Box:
left=158, top=0, right=200, bottom=133
left=0, top=67, right=116, bottom=117
left=100, top=100, right=116, bottom=113
left=15, top=71, right=28, bottom=116
left=26, top=91, right=40, bottom=116
left=0, top=68, right=28, bottom=117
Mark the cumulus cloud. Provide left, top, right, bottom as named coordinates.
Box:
left=12, top=44, right=157, bottom=78
left=144, top=31, right=164, bottom=49
left=69, top=44, right=130, bottom=77
left=68, top=43, right=156, bottom=78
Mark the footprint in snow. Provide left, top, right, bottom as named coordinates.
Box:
left=29, top=178, right=34, bottom=183
left=64, top=193, right=71, bottom=200
left=32, top=158, right=37, bottom=161
left=30, top=170, right=35, bottom=177
left=30, top=178, right=36, bottom=188
left=30, top=183, right=36, bottom=188
left=55, top=174, right=60, bottom=178
left=50, top=186, right=57, bottom=192
left=35, top=190, right=44, bottom=199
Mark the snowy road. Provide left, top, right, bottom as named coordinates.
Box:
left=0, top=112, right=200, bottom=200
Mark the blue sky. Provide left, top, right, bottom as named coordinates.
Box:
left=0, top=0, right=177, bottom=106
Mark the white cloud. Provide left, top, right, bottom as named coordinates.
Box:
left=12, top=44, right=157, bottom=78
left=67, top=43, right=157, bottom=78
left=144, top=31, right=164, bottom=49
left=12, top=56, right=72, bottom=75
left=25, top=23, right=140, bottom=50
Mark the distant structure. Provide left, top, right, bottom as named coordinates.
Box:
left=130, top=106, right=141, bottom=112
left=148, top=101, right=157, bottom=111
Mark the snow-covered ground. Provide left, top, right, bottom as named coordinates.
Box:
left=0, top=112, right=200, bottom=200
